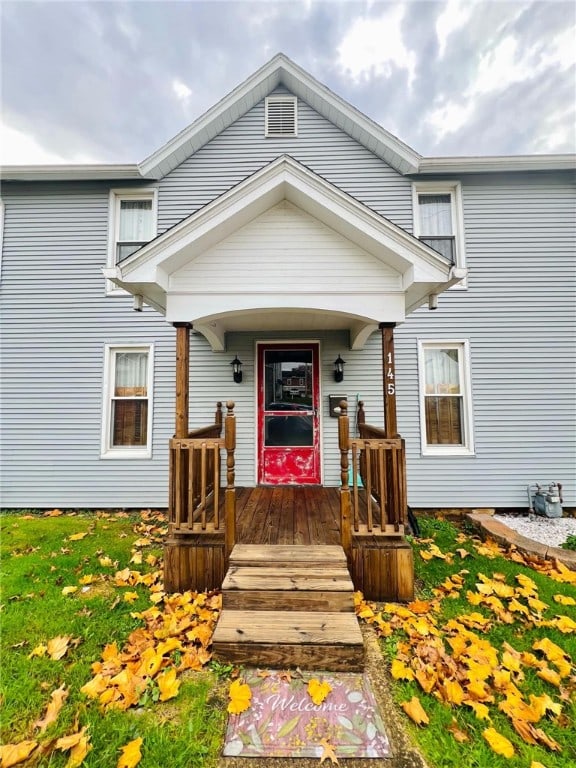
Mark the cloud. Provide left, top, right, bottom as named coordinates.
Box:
left=0, top=0, right=574, bottom=164
left=336, top=4, right=417, bottom=88
left=435, top=0, right=474, bottom=58
left=172, top=79, right=193, bottom=103
left=0, top=120, right=98, bottom=164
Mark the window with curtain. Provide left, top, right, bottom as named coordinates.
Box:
left=417, top=194, right=455, bottom=261
left=102, top=346, right=153, bottom=457
left=418, top=341, right=474, bottom=454
left=107, top=189, right=157, bottom=296
left=117, top=199, right=154, bottom=261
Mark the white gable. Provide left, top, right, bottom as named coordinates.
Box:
left=170, top=201, right=402, bottom=293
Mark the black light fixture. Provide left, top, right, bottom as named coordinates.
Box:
left=333, top=354, right=346, bottom=383
left=231, top=355, right=243, bottom=384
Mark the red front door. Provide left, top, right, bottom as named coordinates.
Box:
left=257, top=342, right=321, bottom=485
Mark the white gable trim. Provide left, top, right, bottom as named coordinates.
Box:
left=138, top=53, right=420, bottom=179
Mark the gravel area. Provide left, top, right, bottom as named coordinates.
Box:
left=493, top=513, right=576, bottom=549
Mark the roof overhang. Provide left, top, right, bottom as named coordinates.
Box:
left=105, top=156, right=462, bottom=350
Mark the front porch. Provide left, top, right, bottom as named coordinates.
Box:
left=164, top=398, right=414, bottom=604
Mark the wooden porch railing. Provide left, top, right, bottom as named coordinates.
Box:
left=338, top=400, right=407, bottom=558
left=168, top=401, right=236, bottom=556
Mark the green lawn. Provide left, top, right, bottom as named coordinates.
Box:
left=2, top=511, right=575, bottom=768
left=358, top=516, right=576, bottom=768
left=1, top=511, right=226, bottom=767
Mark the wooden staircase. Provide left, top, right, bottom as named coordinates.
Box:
left=211, top=544, right=365, bottom=671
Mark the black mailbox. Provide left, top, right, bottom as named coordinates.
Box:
left=329, top=395, right=347, bottom=417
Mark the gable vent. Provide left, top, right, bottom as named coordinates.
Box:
left=265, top=96, right=297, bottom=137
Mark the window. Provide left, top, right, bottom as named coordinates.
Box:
left=107, top=189, right=157, bottom=294
left=265, top=95, right=297, bottom=137
left=418, top=341, right=474, bottom=455
left=101, top=345, right=154, bottom=458
left=413, top=182, right=466, bottom=285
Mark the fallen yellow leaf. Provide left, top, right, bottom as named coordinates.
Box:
left=390, top=659, right=415, bottom=681
left=319, top=737, right=339, bottom=764
left=55, top=727, right=88, bottom=751
left=33, top=684, right=68, bottom=732
left=28, top=643, right=47, bottom=659
left=117, top=737, right=142, bottom=768
left=227, top=679, right=252, bottom=714
left=67, top=733, right=92, bottom=767
left=68, top=532, right=88, bottom=541
left=401, top=696, right=429, bottom=726
left=483, top=727, right=515, bottom=758
left=62, top=586, right=78, bottom=596
left=157, top=667, right=181, bottom=702
left=0, top=740, right=38, bottom=767
left=308, top=678, right=332, bottom=705
left=553, top=594, right=575, bottom=606
left=47, top=635, right=71, bottom=660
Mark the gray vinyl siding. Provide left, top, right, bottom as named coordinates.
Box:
left=156, top=87, right=413, bottom=234
left=395, top=171, right=576, bottom=508
left=0, top=182, right=175, bottom=508
left=1, top=94, right=574, bottom=510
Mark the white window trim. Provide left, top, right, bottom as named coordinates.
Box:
left=101, top=344, right=154, bottom=459
left=417, top=339, right=475, bottom=456
left=412, top=181, right=467, bottom=288
left=265, top=95, right=298, bottom=137
left=106, top=188, right=158, bottom=296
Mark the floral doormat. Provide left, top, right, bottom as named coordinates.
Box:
left=223, top=670, right=391, bottom=759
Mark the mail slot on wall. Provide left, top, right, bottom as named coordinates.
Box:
left=329, top=394, right=347, bottom=417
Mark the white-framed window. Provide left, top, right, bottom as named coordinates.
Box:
left=265, top=95, right=298, bottom=137
left=412, top=181, right=466, bottom=286
left=418, top=340, right=474, bottom=456
left=106, top=188, right=158, bottom=295
left=101, top=344, right=154, bottom=458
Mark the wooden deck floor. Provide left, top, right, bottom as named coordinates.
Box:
left=234, top=486, right=341, bottom=546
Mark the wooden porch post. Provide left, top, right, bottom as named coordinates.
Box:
left=224, top=401, right=236, bottom=560
left=338, top=400, right=352, bottom=562
left=379, top=323, right=397, bottom=438
left=174, top=323, right=191, bottom=438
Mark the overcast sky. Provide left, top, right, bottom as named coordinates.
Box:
left=1, top=0, right=575, bottom=165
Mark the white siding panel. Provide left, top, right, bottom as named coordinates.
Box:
left=170, top=201, right=400, bottom=292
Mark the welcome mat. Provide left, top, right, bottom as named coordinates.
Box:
left=223, top=670, right=391, bottom=759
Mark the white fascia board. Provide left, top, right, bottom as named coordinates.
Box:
left=138, top=53, right=420, bottom=179
left=0, top=164, right=143, bottom=181
left=417, top=154, right=576, bottom=174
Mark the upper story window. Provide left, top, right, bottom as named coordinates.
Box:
left=265, top=95, right=298, bottom=137
left=101, top=344, right=154, bottom=458
left=107, top=188, right=158, bottom=295
left=418, top=340, right=474, bottom=456
left=413, top=182, right=466, bottom=286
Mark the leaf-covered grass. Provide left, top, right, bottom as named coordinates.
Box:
left=361, top=516, right=576, bottom=768
left=0, top=511, right=227, bottom=767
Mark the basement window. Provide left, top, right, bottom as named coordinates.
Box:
left=265, top=95, right=298, bottom=137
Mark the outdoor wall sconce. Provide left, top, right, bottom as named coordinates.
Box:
left=333, top=354, right=346, bottom=383
left=231, top=356, right=243, bottom=383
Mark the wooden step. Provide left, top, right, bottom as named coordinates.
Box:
left=222, top=565, right=354, bottom=611
left=229, top=544, right=347, bottom=568
left=212, top=610, right=365, bottom=671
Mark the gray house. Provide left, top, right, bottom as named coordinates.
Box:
left=1, top=54, right=575, bottom=521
